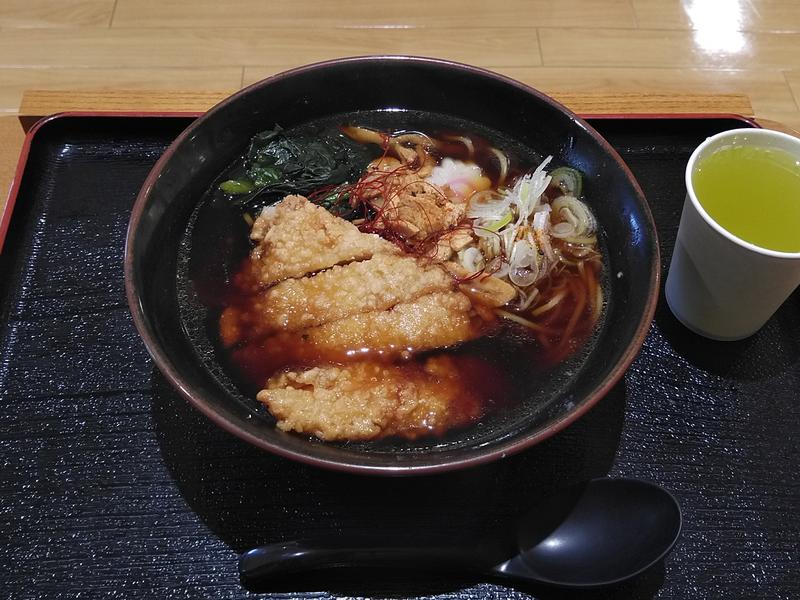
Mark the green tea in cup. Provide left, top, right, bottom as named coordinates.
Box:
left=666, top=128, right=800, bottom=341
left=692, top=143, right=800, bottom=252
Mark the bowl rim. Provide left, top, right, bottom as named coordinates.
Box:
left=124, top=54, right=660, bottom=475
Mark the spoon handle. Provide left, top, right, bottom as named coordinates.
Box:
left=239, top=540, right=484, bottom=583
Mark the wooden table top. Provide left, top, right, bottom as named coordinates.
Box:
left=1, top=87, right=794, bottom=234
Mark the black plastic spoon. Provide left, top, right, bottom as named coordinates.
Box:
left=239, top=478, right=681, bottom=589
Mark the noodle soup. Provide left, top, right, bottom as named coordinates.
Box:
left=181, top=110, right=607, bottom=442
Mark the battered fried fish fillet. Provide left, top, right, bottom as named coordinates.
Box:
left=248, top=195, right=396, bottom=286
left=220, top=253, right=454, bottom=344
left=258, top=357, right=482, bottom=441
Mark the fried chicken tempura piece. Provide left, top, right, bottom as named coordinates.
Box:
left=264, top=291, right=482, bottom=362
left=219, top=254, right=455, bottom=343
left=258, top=357, right=482, bottom=441
left=357, top=158, right=466, bottom=242
left=308, top=291, right=477, bottom=352
left=248, top=195, right=396, bottom=286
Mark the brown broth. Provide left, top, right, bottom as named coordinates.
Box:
left=526, top=261, right=603, bottom=366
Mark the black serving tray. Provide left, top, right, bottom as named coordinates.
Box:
left=1, top=115, right=798, bottom=600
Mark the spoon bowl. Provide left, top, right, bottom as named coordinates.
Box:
left=239, top=477, right=682, bottom=589
left=492, top=477, right=683, bottom=587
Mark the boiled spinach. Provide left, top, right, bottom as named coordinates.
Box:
left=220, top=124, right=376, bottom=208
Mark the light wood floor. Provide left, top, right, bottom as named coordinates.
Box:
left=1, top=0, right=799, bottom=130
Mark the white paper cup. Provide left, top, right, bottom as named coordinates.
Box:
left=665, top=128, right=800, bottom=341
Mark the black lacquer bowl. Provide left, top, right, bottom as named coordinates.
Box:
left=125, top=56, right=659, bottom=475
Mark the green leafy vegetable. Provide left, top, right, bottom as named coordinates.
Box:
left=248, top=165, right=281, bottom=187
left=314, top=184, right=356, bottom=218
left=219, top=124, right=375, bottom=207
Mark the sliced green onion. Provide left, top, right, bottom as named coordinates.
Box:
left=485, top=211, right=513, bottom=232
left=219, top=179, right=255, bottom=195
left=549, top=167, right=583, bottom=197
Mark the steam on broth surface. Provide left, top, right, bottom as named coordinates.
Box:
left=184, top=111, right=605, bottom=443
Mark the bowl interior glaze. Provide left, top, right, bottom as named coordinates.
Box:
left=125, top=56, right=659, bottom=475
